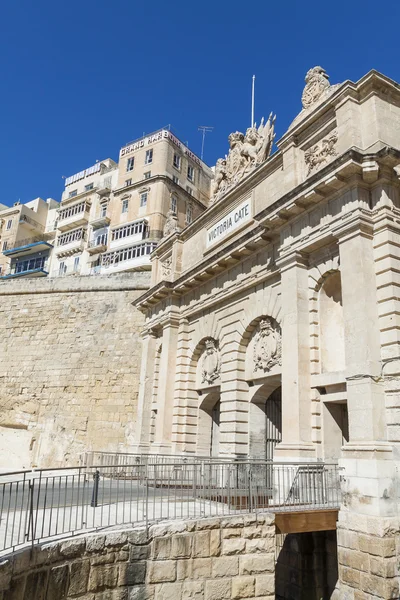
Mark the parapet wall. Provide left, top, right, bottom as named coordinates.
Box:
left=0, top=273, right=150, bottom=468
left=0, top=513, right=275, bottom=600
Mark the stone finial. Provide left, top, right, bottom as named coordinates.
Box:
left=301, top=66, right=331, bottom=109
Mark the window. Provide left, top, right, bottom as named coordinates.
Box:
left=171, top=194, right=177, bottom=214
left=144, top=171, right=151, bottom=179
left=127, top=157, right=134, bottom=172
left=125, top=179, right=132, bottom=187
left=101, top=241, right=157, bottom=266
left=186, top=202, right=193, bottom=224
left=57, top=228, right=84, bottom=246
left=186, top=186, right=193, bottom=196
left=187, top=165, right=195, bottom=182
left=84, top=183, right=94, bottom=191
left=73, top=256, right=80, bottom=272
left=59, top=261, right=66, bottom=275
left=140, top=192, right=148, bottom=208
left=104, top=176, right=112, bottom=188
left=6, top=219, right=12, bottom=230
left=111, top=220, right=146, bottom=241
left=69, top=190, right=78, bottom=198
left=173, top=154, right=181, bottom=170
left=172, top=175, right=180, bottom=185
left=122, top=198, right=129, bottom=213
left=58, top=201, right=89, bottom=221
left=145, top=149, right=153, bottom=164
left=100, top=204, right=107, bottom=218
left=2, top=241, right=8, bottom=251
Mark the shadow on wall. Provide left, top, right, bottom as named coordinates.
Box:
left=275, top=530, right=338, bottom=600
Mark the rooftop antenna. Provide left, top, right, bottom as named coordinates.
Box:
left=251, top=75, right=255, bottom=127
left=198, top=126, right=213, bottom=161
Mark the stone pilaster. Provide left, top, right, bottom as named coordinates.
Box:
left=274, top=251, right=316, bottom=460
left=134, top=328, right=159, bottom=452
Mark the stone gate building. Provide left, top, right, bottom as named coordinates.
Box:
left=133, top=67, right=400, bottom=598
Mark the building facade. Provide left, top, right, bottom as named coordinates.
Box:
left=134, top=68, right=400, bottom=598
left=0, top=198, right=59, bottom=280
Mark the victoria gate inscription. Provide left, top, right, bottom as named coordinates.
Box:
left=206, top=199, right=252, bottom=248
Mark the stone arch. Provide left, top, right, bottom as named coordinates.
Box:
left=309, top=261, right=345, bottom=374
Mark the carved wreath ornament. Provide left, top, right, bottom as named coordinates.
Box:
left=253, top=318, right=281, bottom=373
left=201, top=339, right=221, bottom=385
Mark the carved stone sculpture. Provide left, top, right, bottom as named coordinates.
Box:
left=304, top=131, right=338, bottom=175
left=301, top=66, right=331, bottom=109
left=163, top=210, right=180, bottom=237
left=201, top=339, right=220, bottom=385
left=161, top=256, right=172, bottom=278
left=253, top=318, right=281, bottom=373
left=212, top=113, right=276, bottom=203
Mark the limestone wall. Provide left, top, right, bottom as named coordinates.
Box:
left=0, top=273, right=150, bottom=469
left=0, top=513, right=275, bottom=600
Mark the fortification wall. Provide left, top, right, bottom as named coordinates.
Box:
left=0, top=273, right=150, bottom=469
left=0, top=514, right=276, bottom=600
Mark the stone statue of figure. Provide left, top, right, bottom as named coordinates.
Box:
left=225, top=131, right=245, bottom=182
left=240, top=113, right=276, bottom=168
left=163, top=209, right=179, bottom=237
left=212, top=158, right=227, bottom=198
left=253, top=318, right=281, bottom=372
left=201, top=339, right=220, bottom=385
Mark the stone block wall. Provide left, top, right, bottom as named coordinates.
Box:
left=0, top=273, right=150, bottom=469
left=334, top=511, right=399, bottom=599
left=0, top=513, right=275, bottom=600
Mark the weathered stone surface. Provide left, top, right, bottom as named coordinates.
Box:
left=211, top=556, right=239, bottom=578
left=154, top=583, right=183, bottom=600
left=222, top=528, right=242, bottom=539
left=196, top=518, right=220, bottom=530
left=119, top=562, right=147, bottom=586
left=105, top=532, right=128, bottom=547
left=181, top=581, right=204, bottom=599
left=60, top=538, right=86, bottom=558
left=231, top=576, right=255, bottom=599
left=240, top=554, right=274, bottom=575
left=204, top=579, right=231, bottom=600
left=128, top=585, right=155, bottom=600
left=86, top=535, right=106, bottom=553
left=222, top=538, right=246, bottom=556
left=127, top=530, right=148, bottom=546
left=192, top=532, right=210, bottom=558
left=191, top=559, right=212, bottom=580
left=246, top=538, right=274, bottom=554
left=90, top=552, right=115, bottom=565
left=152, top=538, right=171, bottom=560
left=209, top=529, right=221, bottom=556
left=47, top=565, right=69, bottom=599
left=148, top=561, right=176, bottom=584
left=88, top=564, right=119, bottom=591
left=0, top=561, right=12, bottom=592
left=171, top=534, right=192, bottom=558
left=24, top=571, right=48, bottom=600
left=130, top=545, right=149, bottom=561
left=255, top=574, right=275, bottom=596
left=68, top=559, right=90, bottom=595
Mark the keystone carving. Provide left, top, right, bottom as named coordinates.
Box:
left=304, top=131, right=338, bottom=175
left=201, top=339, right=221, bottom=385
left=253, top=318, right=281, bottom=373
left=161, top=256, right=172, bottom=279
left=212, top=113, right=276, bottom=203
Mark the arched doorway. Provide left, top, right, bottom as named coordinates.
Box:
left=249, top=384, right=282, bottom=460
left=197, top=392, right=221, bottom=457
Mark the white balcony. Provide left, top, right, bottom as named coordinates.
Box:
left=55, top=238, right=85, bottom=257
left=58, top=202, right=91, bottom=231
left=90, top=214, right=111, bottom=229
left=100, top=241, right=156, bottom=274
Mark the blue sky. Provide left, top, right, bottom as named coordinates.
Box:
left=1, top=0, right=400, bottom=206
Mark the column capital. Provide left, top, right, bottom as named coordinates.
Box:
left=332, top=211, right=374, bottom=244
left=276, top=250, right=309, bottom=273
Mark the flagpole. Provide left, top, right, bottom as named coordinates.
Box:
left=251, top=75, right=255, bottom=127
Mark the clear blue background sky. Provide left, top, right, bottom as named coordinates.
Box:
left=1, top=0, right=399, bottom=206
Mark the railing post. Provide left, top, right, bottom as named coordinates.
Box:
left=91, top=470, right=100, bottom=508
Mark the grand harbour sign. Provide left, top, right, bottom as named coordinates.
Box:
left=120, top=129, right=202, bottom=166
left=206, top=198, right=252, bottom=249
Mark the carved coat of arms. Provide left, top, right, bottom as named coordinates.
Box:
left=253, top=318, right=281, bottom=373
left=163, top=209, right=180, bottom=238
left=201, top=339, right=220, bottom=385
left=301, top=66, right=331, bottom=109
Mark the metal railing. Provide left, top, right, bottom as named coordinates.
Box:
left=3, top=234, right=48, bottom=252
left=0, top=460, right=341, bottom=555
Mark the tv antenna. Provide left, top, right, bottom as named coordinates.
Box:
left=198, top=126, right=213, bottom=161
